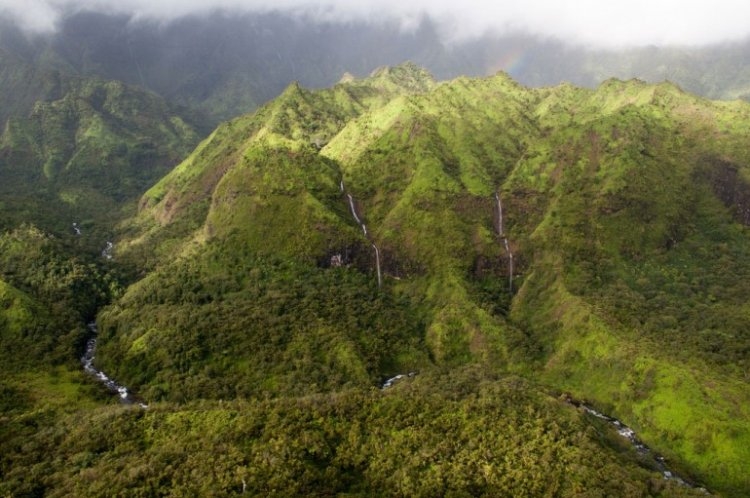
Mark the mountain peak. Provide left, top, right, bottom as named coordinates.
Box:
left=367, top=62, right=435, bottom=93
left=338, top=72, right=356, bottom=84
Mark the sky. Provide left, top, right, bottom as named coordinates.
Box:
left=3, top=0, right=750, bottom=47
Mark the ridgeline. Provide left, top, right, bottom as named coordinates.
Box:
left=2, top=64, right=750, bottom=496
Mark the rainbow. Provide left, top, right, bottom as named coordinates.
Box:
left=487, top=46, right=529, bottom=77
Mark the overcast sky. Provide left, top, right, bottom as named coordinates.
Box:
left=3, top=0, right=750, bottom=47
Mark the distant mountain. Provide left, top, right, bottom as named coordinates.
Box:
left=0, top=64, right=200, bottom=234
left=3, top=8, right=750, bottom=489
left=2, top=9, right=750, bottom=129
left=85, top=64, right=750, bottom=495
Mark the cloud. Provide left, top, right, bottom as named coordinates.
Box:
left=2, top=0, right=750, bottom=46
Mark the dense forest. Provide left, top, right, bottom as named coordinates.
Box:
left=1, top=52, right=750, bottom=496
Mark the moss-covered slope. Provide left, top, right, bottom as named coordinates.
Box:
left=96, top=66, right=750, bottom=495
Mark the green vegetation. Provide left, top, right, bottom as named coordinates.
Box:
left=0, top=368, right=708, bottom=497
left=0, top=68, right=199, bottom=235
left=3, top=64, right=750, bottom=496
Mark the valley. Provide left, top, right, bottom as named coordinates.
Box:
left=1, top=48, right=749, bottom=496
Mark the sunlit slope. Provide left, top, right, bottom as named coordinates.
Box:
left=105, top=66, right=750, bottom=494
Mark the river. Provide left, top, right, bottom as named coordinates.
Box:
left=81, top=322, right=147, bottom=408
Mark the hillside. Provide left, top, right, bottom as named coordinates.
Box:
left=1, top=63, right=749, bottom=496
left=65, top=65, right=750, bottom=495
left=0, top=71, right=200, bottom=235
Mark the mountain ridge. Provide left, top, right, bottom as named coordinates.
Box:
left=1, top=62, right=749, bottom=495
left=91, top=67, right=750, bottom=494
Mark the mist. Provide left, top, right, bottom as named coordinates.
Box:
left=4, top=0, right=750, bottom=47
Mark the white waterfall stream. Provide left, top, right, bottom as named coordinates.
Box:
left=496, top=192, right=514, bottom=292
left=495, top=192, right=503, bottom=236
left=570, top=399, right=706, bottom=492
left=347, top=194, right=362, bottom=225
left=343, top=180, right=381, bottom=288
left=508, top=252, right=514, bottom=293
left=372, top=244, right=382, bottom=288
left=82, top=322, right=147, bottom=409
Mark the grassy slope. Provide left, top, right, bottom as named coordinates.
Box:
left=90, top=67, right=750, bottom=495
left=509, top=80, right=750, bottom=494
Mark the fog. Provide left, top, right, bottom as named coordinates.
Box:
left=3, top=0, right=750, bottom=47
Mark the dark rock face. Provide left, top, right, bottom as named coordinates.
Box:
left=705, top=157, right=750, bottom=225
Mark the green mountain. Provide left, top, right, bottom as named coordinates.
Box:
left=0, top=66, right=200, bottom=235
left=8, top=9, right=750, bottom=130
left=3, top=64, right=750, bottom=496
left=70, top=64, right=748, bottom=495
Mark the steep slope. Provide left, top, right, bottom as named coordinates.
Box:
left=95, top=67, right=750, bottom=495
left=0, top=74, right=200, bottom=235
left=509, top=80, right=750, bottom=495
left=97, top=64, right=436, bottom=400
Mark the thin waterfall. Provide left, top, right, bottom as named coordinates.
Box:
left=496, top=192, right=513, bottom=293
left=342, top=178, right=382, bottom=288
left=495, top=192, right=504, bottom=236
left=347, top=194, right=362, bottom=224
left=508, top=253, right=514, bottom=293
left=373, top=244, right=382, bottom=288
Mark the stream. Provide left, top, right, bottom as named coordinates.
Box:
left=495, top=192, right=514, bottom=292
left=570, top=399, right=707, bottom=492
left=81, top=322, right=147, bottom=408
left=342, top=180, right=382, bottom=288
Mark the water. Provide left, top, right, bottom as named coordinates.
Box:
left=508, top=252, right=514, bottom=292
left=101, top=241, right=114, bottom=260
left=573, top=401, right=705, bottom=491
left=342, top=182, right=382, bottom=288
left=372, top=244, right=382, bottom=288
left=495, top=192, right=504, bottom=236
left=347, top=194, right=362, bottom=225
left=81, top=323, right=147, bottom=409
left=381, top=371, right=418, bottom=389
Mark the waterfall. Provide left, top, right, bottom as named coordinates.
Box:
left=347, top=194, right=362, bottom=225
left=495, top=192, right=504, bottom=236
left=373, top=244, right=382, bottom=288
left=508, top=252, right=514, bottom=293
left=497, top=191, right=514, bottom=293
left=342, top=183, right=382, bottom=288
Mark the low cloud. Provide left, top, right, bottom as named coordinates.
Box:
left=3, top=0, right=750, bottom=47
